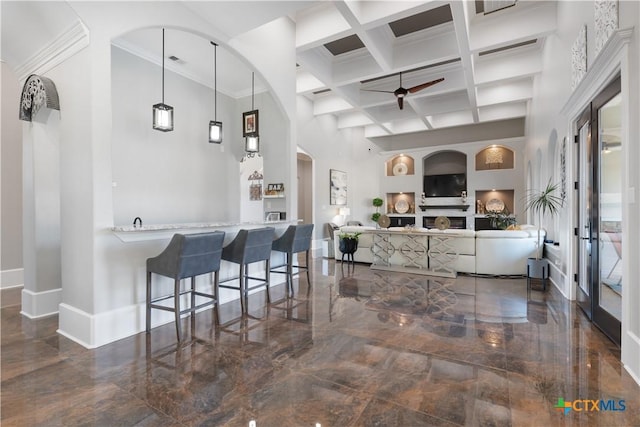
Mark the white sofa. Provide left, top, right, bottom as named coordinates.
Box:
left=475, top=226, right=543, bottom=275
left=334, top=225, right=545, bottom=275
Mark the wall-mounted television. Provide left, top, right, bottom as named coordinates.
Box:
left=423, top=173, right=466, bottom=197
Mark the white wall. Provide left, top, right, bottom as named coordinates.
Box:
left=111, top=46, right=237, bottom=225
left=1, top=62, right=24, bottom=288
left=7, top=1, right=298, bottom=347
left=529, top=0, right=640, bottom=384
left=297, top=95, right=381, bottom=241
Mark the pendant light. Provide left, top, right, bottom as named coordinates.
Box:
left=244, top=72, right=259, bottom=155
left=209, top=41, right=222, bottom=143
left=152, top=28, right=174, bottom=132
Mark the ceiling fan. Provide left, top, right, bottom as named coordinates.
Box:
left=362, top=72, right=444, bottom=110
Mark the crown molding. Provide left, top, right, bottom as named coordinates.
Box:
left=16, top=20, right=90, bottom=83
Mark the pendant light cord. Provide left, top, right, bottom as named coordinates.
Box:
left=162, top=28, right=165, bottom=104
left=211, top=41, right=218, bottom=120
left=251, top=72, right=254, bottom=110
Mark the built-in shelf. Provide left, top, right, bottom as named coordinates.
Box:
left=263, top=195, right=285, bottom=199
left=419, top=205, right=470, bottom=212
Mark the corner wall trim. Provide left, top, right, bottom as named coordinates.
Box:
left=20, top=287, right=61, bottom=319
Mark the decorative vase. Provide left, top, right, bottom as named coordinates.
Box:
left=339, top=238, right=358, bottom=254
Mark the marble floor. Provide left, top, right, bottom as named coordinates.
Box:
left=2, top=259, right=639, bottom=426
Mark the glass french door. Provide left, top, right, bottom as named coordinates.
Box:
left=576, top=77, right=622, bottom=345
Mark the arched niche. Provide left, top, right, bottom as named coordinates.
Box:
left=475, top=145, right=514, bottom=170
left=422, top=150, right=467, bottom=198
left=385, top=154, right=415, bottom=176
left=423, top=150, right=466, bottom=175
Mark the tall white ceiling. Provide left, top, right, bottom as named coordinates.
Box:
left=1, top=1, right=558, bottom=145
left=295, top=1, right=556, bottom=140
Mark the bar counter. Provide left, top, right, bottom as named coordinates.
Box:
left=111, top=219, right=299, bottom=242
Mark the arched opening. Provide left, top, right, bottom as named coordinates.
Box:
left=110, top=27, right=289, bottom=226
left=422, top=150, right=467, bottom=198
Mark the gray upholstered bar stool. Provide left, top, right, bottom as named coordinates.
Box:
left=270, top=224, right=314, bottom=295
left=219, top=227, right=275, bottom=314
left=146, top=231, right=225, bottom=341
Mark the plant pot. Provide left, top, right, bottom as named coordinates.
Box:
left=339, top=238, right=358, bottom=254
left=527, top=258, right=549, bottom=279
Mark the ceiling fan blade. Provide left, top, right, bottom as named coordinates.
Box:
left=361, top=89, right=396, bottom=93
left=407, top=77, right=445, bottom=94
left=398, top=97, right=404, bottom=110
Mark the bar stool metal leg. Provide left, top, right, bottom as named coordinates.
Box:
left=174, top=279, right=182, bottom=342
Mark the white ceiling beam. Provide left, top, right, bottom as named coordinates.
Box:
left=474, top=48, right=543, bottom=85
left=333, top=1, right=393, bottom=72
left=313, top=93, right=354, bottom=115
left=428, top=110, right=475, bottom=128
left=478, top=101, right=528, bottom=122
left=468, top=1, right=556, bottom=52
left=476, top=78, right=533, bottom=106
left=337, top=111, right=374, bottom=129
left=296, top=2, right=352, bottom=51
left=296, top=69, right=325, bottom=94
left=449, top=1, right=479, bottom=122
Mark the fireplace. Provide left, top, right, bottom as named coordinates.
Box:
left=424, top=216, right=466, bottom=229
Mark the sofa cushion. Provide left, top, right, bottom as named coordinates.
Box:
left=475, top=230, right=530, bottom=239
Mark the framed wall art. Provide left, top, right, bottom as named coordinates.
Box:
left=243, top=110, right=259, bottom=136
left=330, top=169, right=347, bottom=205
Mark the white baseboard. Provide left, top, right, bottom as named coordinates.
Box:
left=21, top=287, right=61, bottom=318
left=1, top=268, right=24, bottom=289
left=623, top=331, right=640, bottom=386
left=58, top=274, right=288, bottom=349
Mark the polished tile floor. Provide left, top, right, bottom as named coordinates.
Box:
left=2, top=259, right=639, bottom=426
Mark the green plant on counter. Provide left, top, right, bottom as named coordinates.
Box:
left=371, top=197, right=384, bottom=222
left=339, top=231, right=362, bottom=241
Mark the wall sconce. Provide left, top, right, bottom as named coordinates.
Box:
left=152, top=28, right=174, bottom=132
left=209, top=41, right=222, bottom=143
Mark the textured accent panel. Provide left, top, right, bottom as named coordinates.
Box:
left=19, top=74, right=60, bottom=122
left=571, top=25, right=587, bottom=91
left=594, top=0, right=618, bottom=57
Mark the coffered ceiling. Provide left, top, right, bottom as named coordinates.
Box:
left=2, top=1, right=558, bottom=146
left=295, top=1, right=557, bottom=142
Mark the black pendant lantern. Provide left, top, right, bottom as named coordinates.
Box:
left=153, top=28, right=174, bottom=132
left=209, top=41, right=222, bottom=143
left=244, top=72, right=259, bottom=154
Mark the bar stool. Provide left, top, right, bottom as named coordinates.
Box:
left=270, top=224, right=314, bottom=295
left=146, top=231, right=225, bottom=341
left=219, top=227, right=275, bottom=314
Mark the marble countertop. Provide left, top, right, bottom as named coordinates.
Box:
left=111, top=220, right=299, bottom=242
left=112, top=220, right=295, bottom=233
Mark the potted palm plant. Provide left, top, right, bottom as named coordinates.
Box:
left=524, top=179, right=563, bottom=282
